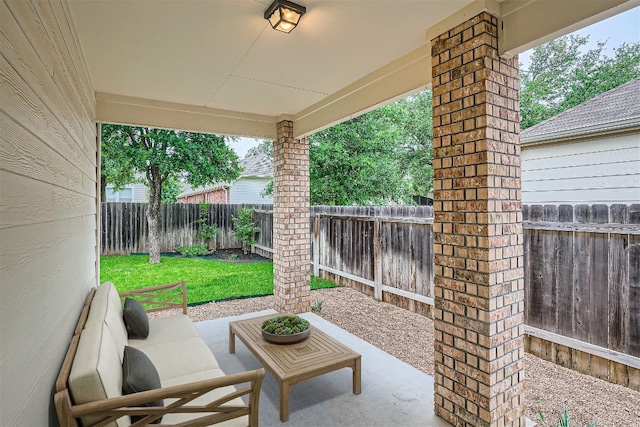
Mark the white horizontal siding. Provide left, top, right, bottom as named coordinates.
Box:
left=522, top=133, right=640, bottom=205
left=133, top=183, right=147, bottom=202
left=0, top=1, right=97, bottom=426
left=229, top=177, right=273, bottom=204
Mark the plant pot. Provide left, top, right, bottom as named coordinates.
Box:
left=262, top=328, right=311, bottom=344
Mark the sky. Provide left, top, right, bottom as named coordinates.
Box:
left=230, top=6, right=640, bottom=158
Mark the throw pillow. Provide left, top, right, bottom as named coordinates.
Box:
left=123, top=298, right=149, bottom=338
left=122, top=346, right=163, bottom=423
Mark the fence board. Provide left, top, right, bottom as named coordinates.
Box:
left=629, top=234, right=640, bottom=357
left=542, top=229, right=557, bottom=332
left=526, top=229, right=544, bottom=328
left=556, top=231, right=574, bottom=337
left=589, top=232, right=609, bottom=348
left=609, top=233, right=629, bottom=353
left=573, top=231, right=592, bottom=342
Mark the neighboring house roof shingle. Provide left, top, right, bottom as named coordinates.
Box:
left=238, top=150, right=272, bottom=178
left=178, top=150, right=273, bottom=197
left=521, top=78, right=640, bottom=144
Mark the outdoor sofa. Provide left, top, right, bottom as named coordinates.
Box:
left=54, top=281, right=265, bottom=426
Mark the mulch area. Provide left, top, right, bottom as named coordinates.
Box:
left=207, top=248, right=270, bottom=262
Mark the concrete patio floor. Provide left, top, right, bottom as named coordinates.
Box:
left=195, top=309, right=451, bottom=427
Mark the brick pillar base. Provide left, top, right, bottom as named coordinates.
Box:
left=273, top=120, right=311, bottom=314
left=431, top=12, right=525, bottom=427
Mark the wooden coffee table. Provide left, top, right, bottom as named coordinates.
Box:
left=229, top=314, right=361, bottom=422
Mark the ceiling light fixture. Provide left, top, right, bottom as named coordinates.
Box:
left=264, top=0, right=306, bottom=34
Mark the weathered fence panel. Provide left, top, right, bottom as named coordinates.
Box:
left=252, top=204, right=274, bottom=257
left=101, top=203, right=255, bottom=254
left=308, top=205, right=434, bottom=314
left=522, top=204, right=640, bottom=360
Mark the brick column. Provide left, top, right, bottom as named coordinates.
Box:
left=273, top=120, right=311, bottom=314
left=431, top=12, right=525, bottom=427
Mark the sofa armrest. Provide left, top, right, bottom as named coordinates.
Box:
left=119, top=281, right=188, bottom=314
left=58, top=368, right=265, bottom=427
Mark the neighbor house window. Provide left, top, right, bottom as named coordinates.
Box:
left=106, top=186, right=133, bottom=202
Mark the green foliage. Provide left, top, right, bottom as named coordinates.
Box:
left=101, top=125, right=242, bottom=192
left=195, top=203, right=219, bottom=248
left=261, top=180, right=273, bottom=198
left=258, top=90, right=433, bottom=205
left=311, top=299, right=323, bottom=313
left=391, top=90, right=434, bottom=198
left=101, top=255, right=335, bottom=305
left=247, top=139, right=273, bottom=158
left=160, top=176, right=183, bottom=203
left=101, top=125, right=241, bottom=263
left=535, top=400, right=598, bottom=427
left=261, top=316, right=310, bottom=335
left=311, top=277, right=335, bottom=289
left=232, top=207, right=261, bottom=254
left=175, top=244, right=211, bottom=257
left=310, top=106, right=409, bottom=205
left=520, top=35, right=640, bottom=129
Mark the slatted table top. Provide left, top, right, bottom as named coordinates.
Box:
left=229, top=314, right=361, bottom=421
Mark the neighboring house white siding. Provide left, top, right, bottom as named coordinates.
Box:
left=0, top=2, right=97, bottom=426
left=179, top=150, right=273, bottom=204
left=106, top=183, right=147, bottom=202
left=522, top=133, right=640, bottom=205
left=521, top=78, right=640, bottom=206
left=229, top=177, right=273, bottom=204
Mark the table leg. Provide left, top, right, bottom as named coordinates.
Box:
left=280, top=381, right=290, bottom=422
left=353, top=356, right=361, bottom=395
left=229, top=325, right=236, bottom=354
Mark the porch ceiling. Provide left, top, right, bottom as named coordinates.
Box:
left=68, top=0, right=636, bottom=139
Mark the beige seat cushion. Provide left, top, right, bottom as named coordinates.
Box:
left=69, top=322, right=130, bottom=427
left=129, top=337, right=219, bottom=381
left=160, top=369, right=248, bottom=426
left=128, top=314, right=200, bottom=348
left=85, top=282, right=128, bottom=361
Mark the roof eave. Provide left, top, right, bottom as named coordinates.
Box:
left=521, top=117, right=640, bottom=146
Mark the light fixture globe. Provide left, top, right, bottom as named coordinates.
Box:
left=264, top=0, right=306, bottom=34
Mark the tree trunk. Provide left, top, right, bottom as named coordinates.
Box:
left=147, top=171, right=162, bottom=264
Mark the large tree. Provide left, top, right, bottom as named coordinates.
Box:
left=520, top=35, right=640, bottom=129
left=390, top=90, right=434, bottom=199
left=101, top=125, right=241, bottom=263
left=309, top=107, right=410, bottom=205
left=256, top=90, right=434, bottom=205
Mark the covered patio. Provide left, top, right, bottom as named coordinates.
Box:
left=1, top=1, right=637, bottom=426
left=198, top=310, right=451, bottom=427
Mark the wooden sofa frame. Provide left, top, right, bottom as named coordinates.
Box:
left=54, top=282, right=265, bottom=427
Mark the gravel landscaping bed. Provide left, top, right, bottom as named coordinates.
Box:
left=156, top=287, right=640, bottom=426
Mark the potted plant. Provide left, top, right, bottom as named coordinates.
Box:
left=261, top=315, right=311, bottom=344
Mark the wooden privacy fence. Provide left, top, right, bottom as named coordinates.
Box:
left=101, top=203, right=255, bottom=254
left=522, top=204, right=640, bottom=387
left=253, top=205, right=435, bottom=313
left=101, top=202, right=640, bottom=387
left=241, top=203, right=640, bottom=388
left=312, top=206, right=434, bottom=314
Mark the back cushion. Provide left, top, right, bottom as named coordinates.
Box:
left=86, top=282, right=128, bottom=361
left=69, top=322, right=130, bottom=427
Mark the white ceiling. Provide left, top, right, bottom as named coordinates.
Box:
left=68, top=0, right=637, bottom=138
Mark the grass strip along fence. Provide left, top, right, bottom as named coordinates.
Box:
left=100, top=255, right=334, bottom=305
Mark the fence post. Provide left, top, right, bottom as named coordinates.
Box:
left=374, top=215, right=382, bottom=300
left=313, top=214, right=320, bottom=277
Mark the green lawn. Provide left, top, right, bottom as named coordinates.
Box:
left=100, top=255, right=335, bottom=305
